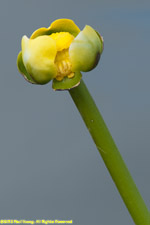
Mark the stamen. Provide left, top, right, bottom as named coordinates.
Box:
left=51, top=32, right=75, bottom=81
left=62, top=60, right=67, bottom=71
left=56, top=75, right=63, bottom=81
left=54, top=48, right=75, bottom=81
left=68, top=73, right=74, bottom=78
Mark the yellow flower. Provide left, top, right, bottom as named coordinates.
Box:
left=17, top=19, right=103, bottom=90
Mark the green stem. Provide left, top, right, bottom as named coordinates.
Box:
left=69, top=79, right=150, bottom=225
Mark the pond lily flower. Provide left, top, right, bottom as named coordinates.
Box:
left=17, top=19, right=103, bottom=90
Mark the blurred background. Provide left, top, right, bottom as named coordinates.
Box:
left=0, top=0, right=150, bottom=224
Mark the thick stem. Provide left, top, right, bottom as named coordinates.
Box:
left=69, top=79, right=150, bottom=225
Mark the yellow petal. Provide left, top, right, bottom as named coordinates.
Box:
left=22, top=35, right=57, bottom=84
left=50, top=32, right=74, bottom=51
left=48, top=19, right=80, bottom=37
left=31, top=19, right=80, bottom=39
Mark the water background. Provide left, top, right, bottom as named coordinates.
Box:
left=0, top=1, right=150, bottom=224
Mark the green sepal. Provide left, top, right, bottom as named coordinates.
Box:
left=52, top=71, right=82, bottom=91
left=17, top=52, right=38, bottom=84
left=95, top=29, right=104, bottom=54
left=69, top=25, right=103, bottom=72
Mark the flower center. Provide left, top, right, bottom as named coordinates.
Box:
left=50, top=32, right=74, bottom=81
